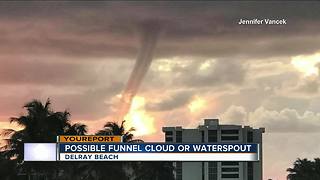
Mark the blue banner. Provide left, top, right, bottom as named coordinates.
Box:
left=59, top=143, right=258, bottom=153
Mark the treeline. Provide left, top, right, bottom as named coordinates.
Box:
left=0, top=99, right=174, bottom=180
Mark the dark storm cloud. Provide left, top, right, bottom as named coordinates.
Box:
left=0, top=1, right=320, bottom=60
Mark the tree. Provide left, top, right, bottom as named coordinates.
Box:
left=96, top=120, right=140, bottom=142
left=0, top=99, right=88, bottom=180
left=287, top=158, right=320, bottom=180
left=81, top=120, right=142, bottom=180
left=96, top=121, right=175, bottom=180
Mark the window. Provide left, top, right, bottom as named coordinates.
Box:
left=221, top=136, right=239, bottom=141
left=222, top=167, right=239, bottom=172
left=222, top=162, right=239, bottom=166
left=202, top=162, right=205, bottom=180
left=221, top=162, right=239, bottom=179
left=247, top=131, right=253, bottom=143
left=208, top=162, right=217, bottom=180
left=176, top=131, right=182, bottom=142
left=201, top=131, right=205, bottom=142
left=165, top=137, right=173, bottom=142
left=165, top=131, right=173, bottom=142
left=176, top=162, right=182, bottom=180
left=221, top=129, right=239, bottom=141
left=208, top=130, right=217, bottom=142
left=221, top=174, right=239, bottom=178
left=221, top=130, right=239, bottom=134
left=248, top=162, right=253, bottom=180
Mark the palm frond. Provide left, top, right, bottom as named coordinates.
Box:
left=10, top=116, right=28, bottom=127
left=44, top=98, right=51, bottom=110
left=0, top=129, right=16, bottom=137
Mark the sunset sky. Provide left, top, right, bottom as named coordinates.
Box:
left=1, top=1, right=320, bottom=179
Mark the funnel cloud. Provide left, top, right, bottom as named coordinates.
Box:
left=117, top=21, right=162, bottom=121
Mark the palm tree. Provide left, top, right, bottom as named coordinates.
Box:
left=2, top=99, right=72, bottom=160
left=65, top=123, right=88, bottom=135
left=81, top=120, right=141, bottom=180
left=95, top=120, right=174, bottom=180
left=96, top=120, right=141, bottom=143
left=0, top=99, right=88, bottom=180
left=287, top=158, right=320, bottom=180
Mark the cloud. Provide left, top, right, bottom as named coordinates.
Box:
left=0, top=60, right=101, bottom=85
left=220, top=105, right=320, bottom=133
left=0, top=1, right=320, bottom=61
left=261, top=96, right=310, bottom=112
left=146, top=90, right=194, bottom=111
left=0, top=81, right=124, bottom=121
left=291, top=76, right=320, bottom=95
left=52, top=83, right=124, bottom=120
left=249, top=107, right=320, bottom=132
left=174, top=59, right=247, bottom=87
left=220, top=105, right=247, bottom=124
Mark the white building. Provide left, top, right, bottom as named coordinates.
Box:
left=162, top=118, right=265, bottom=180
